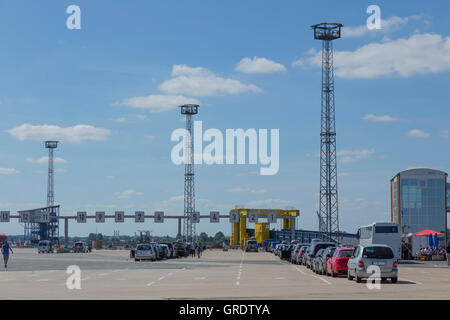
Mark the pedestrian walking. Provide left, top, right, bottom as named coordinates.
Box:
left=1, top=240, right=13, bottom=269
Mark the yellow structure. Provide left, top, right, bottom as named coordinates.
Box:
left=229, top=208, right=300, bottom=247
left=254, top=222, right=270, bottom=244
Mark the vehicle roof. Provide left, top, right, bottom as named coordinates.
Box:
left=358, top=243, right=392, bottom=248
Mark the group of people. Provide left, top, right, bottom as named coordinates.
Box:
left=190, top=242, right=203, bottom=259
left=418, top=246, right=448, bottom=260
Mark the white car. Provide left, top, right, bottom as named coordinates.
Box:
left=135, top=244, right=156, bottom=261
left=38, top=240, right=53, bottom=253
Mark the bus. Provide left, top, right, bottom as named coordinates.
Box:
left=357, top=222, right=401, bottom=260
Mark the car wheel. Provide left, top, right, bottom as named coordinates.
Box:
left=356, top=272, right=362, bottom=283
left=391, top=277, right=398, bottom=283
left=381, top=277, right=387, bottom=282
left=135, top=259, right=139, bottom=262
left=347, top=270, right=354, bottom=281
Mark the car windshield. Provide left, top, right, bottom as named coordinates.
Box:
left=247, top=241, right=257, bottom=245
left=338, top=250, right=353, bottom=258
left=137, top=245, right=151, bottom=250
left=363, top=247, right=394, bottom=259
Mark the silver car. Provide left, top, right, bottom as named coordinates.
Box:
left=347, top=244, right=398, bottom=283
left=135, top=243, right=156, bottom=261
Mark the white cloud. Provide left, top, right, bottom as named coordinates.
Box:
left=115, top=117, right=126, bottom=123
left=338, top=149, right=375, bottom=163
left=294, top=33, right=450, bottom=78
left=0, top=168, right=20, bottom=175
left=26, top=157, right=67, bottom=164
left=8, top=124, right=111, bottom=142
left=171, top=65, right=212, bottom=77
left=113, top=94, right=200, bottom=113
left=362, top=114, right=398, bottom=122
left=342, top=16, right=418, bottom=38
left=159, top=65, right=262, bottom=97
left=235, top=57, right=286, bottom=74
left=115, top=189, right=144, bottom=199
left=408, top=129, right=430, bottom=138
left=228, top=187, right=266, bottom=195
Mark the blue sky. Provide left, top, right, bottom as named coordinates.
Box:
left=1, top=0, right=449, bottom=237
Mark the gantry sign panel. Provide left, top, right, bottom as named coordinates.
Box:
left=248, top=212, right=258, bottom=223
left=191, top=212, right=200, bottom=223
left=210, top=211, right=220, bottom=223
left=95, top=211, right=105, bottom=223
left=135, top=211, right=145, bottom=223
left=1, top=211, right=10, bottom=222
left=267, top=212, right=277, bottom=223
left=154, top=211, right=164, bottom=223
left=77, top=211, right=87, bottom=223
left=229, top=212, right=239, bottom=223
left=115, top=211, right=125, bottom=223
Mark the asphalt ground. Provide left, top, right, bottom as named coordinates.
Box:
left=0, top=248, right=449, bottom=299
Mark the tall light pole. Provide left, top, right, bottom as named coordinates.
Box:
left=312, top=23, right=343, bottom=242
left=180, top=104, right=198, bottom=242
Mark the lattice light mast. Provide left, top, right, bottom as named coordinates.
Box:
left=180, top=104, right=198, bottom=242
left=45, top=141, right=58, bottom=206
left=312, top=23, right=342, bottom=241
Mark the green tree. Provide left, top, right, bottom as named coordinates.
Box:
left=213, top=231, right=225, bottom=243
left=199, top=232, right=208, bottom=243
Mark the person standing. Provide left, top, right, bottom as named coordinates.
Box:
left=447, top=243, right=450, bottom=267
left=1, top=240, right=13, bottom=269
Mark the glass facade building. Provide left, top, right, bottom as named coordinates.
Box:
left=391, top=168, right=448, bottom=235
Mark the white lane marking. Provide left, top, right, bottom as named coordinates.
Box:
left=194, top=277, right=206, bottom=280
left=81, top=277, right=90, bottom=281
left=168, top=273, right=173, bottom=276
left=274, top=277, right=286, bottom=280
left=27, top=273, right=38, bottom=277
left=98, top=273, right=108, bottom=276
left=158, top=276, right=165, bottom=281
left=292, top=265, right=331, bottom=284
left=36, top=278, right=49, bottom=282
left=147, top=282, right=155, bottom=286
left=236, top=281, right=240, bottom=286
left=313, top=275, right=331, bottom=285
left=116, top=278, right=126, bottom=281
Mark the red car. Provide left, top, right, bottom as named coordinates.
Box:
left=326, top=247, right=354, bottom=277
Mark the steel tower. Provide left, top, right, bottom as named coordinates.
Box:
left=180, top=104, right=198, bottom=242
left=312, top=23, right=342, bottom=241
left=45, top=141, right=58, bottom=206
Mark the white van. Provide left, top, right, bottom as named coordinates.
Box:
left=38, top=240, right=53, bottom=253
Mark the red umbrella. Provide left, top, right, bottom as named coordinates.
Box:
left=412, top=229, right=444, bottom=236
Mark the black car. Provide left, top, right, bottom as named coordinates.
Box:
left=305, top=242, right=335, bottom=269
left=280, top=244, right=292, bottom=260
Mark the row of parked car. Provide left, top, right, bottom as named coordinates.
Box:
left=131, top=242, right=198, bottom=261
left=275, top=239, right=398, bottom=283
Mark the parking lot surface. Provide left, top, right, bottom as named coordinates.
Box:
left=0, top=248, right=449, bottom=299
